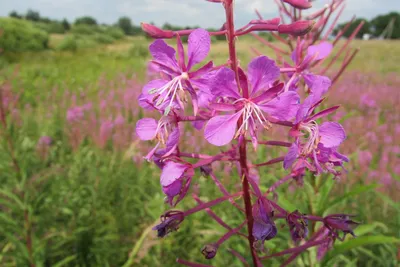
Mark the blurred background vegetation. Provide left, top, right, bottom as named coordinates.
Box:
left=0, top=7, right=399, bottom=267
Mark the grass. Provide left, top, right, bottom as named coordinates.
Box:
left=0, top=34, right=399, bottom=266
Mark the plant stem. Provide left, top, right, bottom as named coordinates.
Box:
left=224, top=1, right=258, bottom=265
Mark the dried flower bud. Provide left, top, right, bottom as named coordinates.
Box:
left=323, top=214, right=359, bottom=239
left=201, top=243, right=218, bottom=259
left=153, top=210, right=185, bottom=238
left=283, top=0, right=312, bottom=10
left=200, top=164, right=213, bottom=177
left=141, top=23, right=174, bottom=39
left=286, top=210, right=308, bottom=244
left=278, top=20, right=315, bottom=36
left=252, top=197, right=277, bottom=244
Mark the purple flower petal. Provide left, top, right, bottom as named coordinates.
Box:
left=303, top=74, right=331, bottom=98
left=161, top=127, right=180, bottom=158
left=319, top=122, right=346, bottom=148
left=136, top=118, right=158, bottom=140
left=284, top=143, right=300, bottom=169
left=307, top=41, right=333, bottom=61
left=210, top=68, right=240, bottom=99
left=308, top=106, right=340, bottom=121
left=149, top=40, right=179, bottom=70
left=209, top=102, right=236, bottom=111
left=142, top=79, right=168, bottom=95
left=248, top=56, right=280, bottom=95
left=187, top=29, right=211, bottom=70
left=204, top=111, right=242, bottom=146
left=259, top=91, right=300, bottom=121
left=251, top=83, right=284, bottom=104
left=163, top=179, right=183, bottom=199
left=190, top=61, right=214, bottom=78
left=176, top=35, right=186, bottom=71
left=160, top=161, right=188, bottom=187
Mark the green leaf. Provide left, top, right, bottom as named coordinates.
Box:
left=277, top=194, right=297, bottom=212
left=328, top=184, right=379, bottom=209
left=53, top=255, right=77, bottom=267
left=0, top=189, right=25, bottom=210
left=354, top=222, right=388, bottom=236
left=323, top=235, right=400, bottom=264
left=317, top=178, right=335, bottom=214
left=376, top=192, right=400, bottom=212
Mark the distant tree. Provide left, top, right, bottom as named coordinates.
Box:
left=62, top=18, right=70, bottom=31
left=117, top=17, right=133, bottom=35
left=25, top=9, right=41, bottom=22
left=9, top=10, right=22, bottom=19
left=371, top=12, right=400, bottom=39
left=333, top=18, right=371, bottom=39
left=75, top=16, right=97, bottom=26
left=40, top=17, right=52, bottom=24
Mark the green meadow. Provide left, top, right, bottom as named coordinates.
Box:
left=0, top=31, right=399, bottom=267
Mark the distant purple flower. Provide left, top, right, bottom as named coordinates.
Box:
left=99, top=120, right=114, bottom=147
left=38, top=136, right=52, bottom=146
left=284, top=94, right=348, bottom=176
left=252, top=197, right=277, bottom=244
left=160, top=161, right=194, bottom=206
left=139, top=28, right=215, bottom=115
left=360, top=94, right=376, bottom=108
left=205, top=56, right=299, bottom=147
left=114, top=114, right=125, bottom=126
left=286, top=41, right=333, bottom=98
left=67, top=106, right=85, bottom=122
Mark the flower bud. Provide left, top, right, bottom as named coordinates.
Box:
left=283, top=0, right=312, bottom=9
left=200, top=164, right=213, bottom=177
left=323, top=214, right=359, bottom=238
left=201, top=244, right=218, bottom=259
left=286, top=210, right=308, bottom=244
left=141, top=23, right=174, bottom=39
left=152, top=210, right=185, bottom=238
left=278, top=20, right=315, bottom=36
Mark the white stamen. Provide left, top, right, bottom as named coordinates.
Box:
left=299, top=120, right=320, bottom=155
left=152, top=73, right=189, bottom=115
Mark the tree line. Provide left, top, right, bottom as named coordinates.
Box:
left=333, top=12, right=400, bottom=39
left=8, top=9, right=400, bottom=40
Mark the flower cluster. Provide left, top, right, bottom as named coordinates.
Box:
left=136, top=0, right=362, bottom=266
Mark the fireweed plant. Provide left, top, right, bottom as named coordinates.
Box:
left=136, top=0, right=364, bottom=266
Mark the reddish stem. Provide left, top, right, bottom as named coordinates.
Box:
left=224, top=1, right=258, bottom=265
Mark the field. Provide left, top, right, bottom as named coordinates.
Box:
left=0, top=34, right=399, bottom=266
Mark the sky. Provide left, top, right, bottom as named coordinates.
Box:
left=0, top=0, right=398, bottom=28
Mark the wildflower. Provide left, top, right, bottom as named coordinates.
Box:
left=286, top=210, right=308, bottom=244
left=138, top=28, right=215, bottom=115
left=323, top=214, right=359, bottom=240
left=252, top=197, right=277, bottom=244
left=201, top=244, right=218, bottom=259
left=153, top=210, right=185, bottom=237
left=160, top=161, right=194, bottom=206
left=135, top=115, right=179, bottom=160
left=284, top=94, right=348, bottom=176
left=286, top=41, right=333, bottom=97
left=38, top=136, right=52, bottom=146
left=205, top=56, right=299, bottom=147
